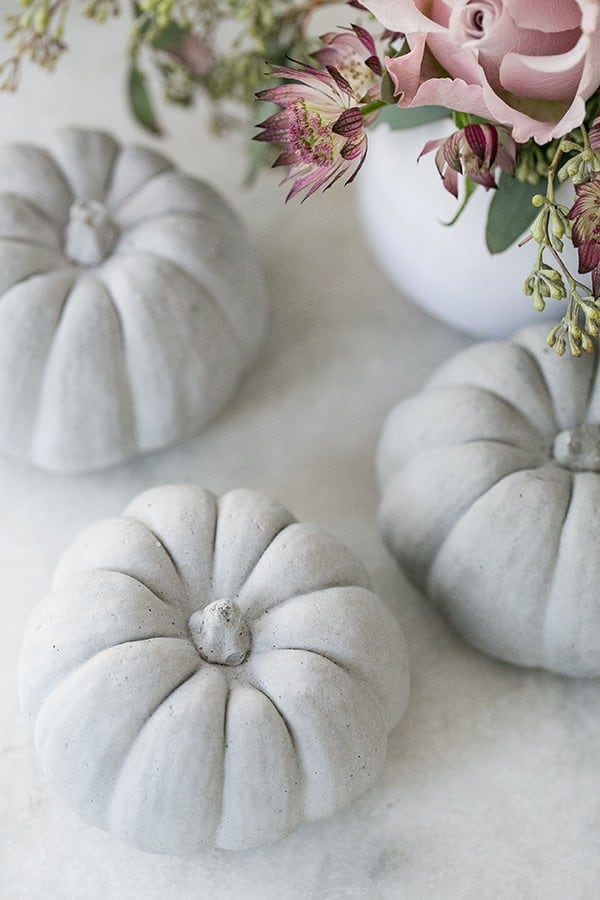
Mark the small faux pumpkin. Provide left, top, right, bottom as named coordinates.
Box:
left=378, top=324, right=600, bottom=677
left=0, top=128, right=267, bottom=473
left=19, top=485, right=409, bottom=853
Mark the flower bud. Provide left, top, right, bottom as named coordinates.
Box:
left=582, top=332, right=594, bottom=353
left=531, top=209, right=549, bottom=243
left=569, top=331, right=582, bottom=357
left=555, top=335, right=567, bottom=356
left=551, top=208, right=565, bottom=239
left=548, top=282, right=566, bottom=301
left=532, top=288, right=545, bottom=311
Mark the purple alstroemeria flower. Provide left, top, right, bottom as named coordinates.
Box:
left=420, top=123, right=517, bottom=198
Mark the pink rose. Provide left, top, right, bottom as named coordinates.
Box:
left=362, top=0, right=600, bottom=143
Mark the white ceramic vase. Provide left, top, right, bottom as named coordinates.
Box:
left=356, top=121, right=580, bottom=338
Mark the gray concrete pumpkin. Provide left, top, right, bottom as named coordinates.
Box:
left=0, top=128, right=267, bottom=473
left=19, top=485, right=410, bottom=853
left=378, top=324, right=600, bottom=677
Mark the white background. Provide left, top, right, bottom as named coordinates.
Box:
left=1, top=9, right=599, bottom=900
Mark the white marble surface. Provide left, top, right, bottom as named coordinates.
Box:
left=1, top=12, right=600, bottom=900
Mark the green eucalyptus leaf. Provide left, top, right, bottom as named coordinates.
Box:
left=128, top=66, right=163, bottom=136
left=377, top=104, right=451, bottom=130
left=486, top=172, right=542, bottom=254
left=152, top=20, right=190, bottom=52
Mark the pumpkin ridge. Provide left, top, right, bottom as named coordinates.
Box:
left=216, top=683, right=231, bottom=841
left=233, top=522, right=298, bottom=614
left=0, top=269, right=76, bottom=455
left=245, top=648, right=387, bottom=820
left=380, top=442, right=545, bottom=590
left=426, top=339, right=559, bottom=435
left=582, top=350, right=600, bottom=421
left=458, top=434, right=551, bottom=456
left=88, top=567, right=180, bottom=609
left=237, top=523, right=369, bottom=619
left=89, top=260, right=215, bottom=451
left=102, top=632, right=189, bottom=651
left=512, top=337, right=563, bottom=432
left=0, top=235, right=64, bottom=253
left=212, top=490, right=297, bottom=606
left=0, top=192, right=63, bottom=248
left=94, top=141, right=120, bottom=204
left=518, top=344, right=560, bottom=431
left=83, top=274, right=138, bottom=450
left=242, top=681, right=303, bottom=818
left=424, top=463, right=544, bottom=594
left=0, top=144, right=74, bottom=225
left=115, top=208, right=213, bottom=229
left=238, top=681, right=303, bottom=820
left=542, top=470, right=575, bottom=660
left=377, top=385, right=550, bottom=488
left=244, top=682, right=299, bottom=757
left=454, top=384, right=555, bottom=441
left=106, top=147, right=174, bottom=212
left=114, top=170, right=229, bottom=226
left=438, top=384, right=553, bottom=445
left=48, top=129, right=120, bottom=206
left=0, top=247, right=71, bottom=296
left=0, top=192, right=64, bottom=244
left=122, top=516, right=185, bottom=594
left=106, top=249, right=245, bottom=358
left=112, top=206, right=264, bottom=365
left=29, top=267, right=141, bottom=472
left=438, top=464, right=572, bottom=666
left=206, top=490, right=220, bottom=605
left=114, top=212, right=253, bottom=344
left=105, top=658, right=203, bottom=828
left=243, top=578, right=374, bottom=621
left=26, top=273, right=80, bottom=451
left=36, top=635, right=195, bottom=724
left=246, top=581, right=381, bottom=626
left=34, top=638, right=202, bottom=828
left=250, top=647, right=386, bottom=742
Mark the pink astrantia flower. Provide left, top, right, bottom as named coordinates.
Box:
left=255, top=27, right=382, bottom=201
left=568, top=175, right=600, bottom=293
left=314, top=24, right=383, bottom=97
left=361, top=0, right=600, bottom=144
left=420, top=123, right=517, bottom=197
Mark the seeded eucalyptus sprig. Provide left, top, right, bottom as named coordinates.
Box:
left=521, top=123, right=600, bottom=357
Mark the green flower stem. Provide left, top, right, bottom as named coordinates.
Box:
left=361, top=99, right=387, bottom=117
left=545, top=142, right=564, bottom=204
left=581, top=123, right=591, bottom=153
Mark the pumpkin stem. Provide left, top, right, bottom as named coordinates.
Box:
left=188, top=599, right=251, bottom=666
left=553, top=424, right=600, bottom=472
left=64, top=200, right=118, bottom=266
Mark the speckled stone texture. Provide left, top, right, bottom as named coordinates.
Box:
left=2, top=13, right=600, bottom=900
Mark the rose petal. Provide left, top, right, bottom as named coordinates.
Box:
left=505, top=0, right=582, bottom=33
left=360, top=0, right=446, bottom=34
left=499, top=33, right=587, bottom=103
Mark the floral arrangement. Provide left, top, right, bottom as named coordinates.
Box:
left=4, top=0, right=600, bottom=356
